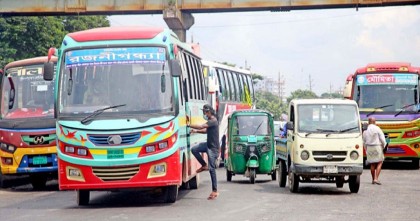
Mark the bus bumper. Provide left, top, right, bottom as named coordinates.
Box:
left=58, top=150, right=181, bottom=190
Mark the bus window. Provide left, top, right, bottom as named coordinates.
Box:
left=222, top=70, right=231, bottom=101
left=227, top=71, right=236, bottom=101
left=232, top=72, right=240, bottom=102
left=216, top=69, right=226, bottom=100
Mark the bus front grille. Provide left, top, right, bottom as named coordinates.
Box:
left=312, top=151, right=347, bottom=162
left=92, top=165, right=139, bottom=181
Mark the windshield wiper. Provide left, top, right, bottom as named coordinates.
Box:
left=366, top=104, right=393, bottom=117
left=316, top=128, right=338, bottom=137
left=81, top=104, right=126, bottom=125
left=253, top=121, right=264, bottom=135
left=339, top=126, right=359, bottom=133
left=394, top=103, right=418, bottom=117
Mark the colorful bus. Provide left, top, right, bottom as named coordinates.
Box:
left=343, top=62, right=420, bottom=168
left=202, top=60, right=254, bottom=165
left=0, top=56, right=57, bottom=188
left=43, top=27, right=208, bottom=205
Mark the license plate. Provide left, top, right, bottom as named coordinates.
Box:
left=33, top=156, right=47, bottom=165
left=107, top=149, right=124, bottom=159
left=323, top=165, right=338, bottom=174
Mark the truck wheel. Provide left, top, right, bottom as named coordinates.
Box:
left=249, top=169, right=256, bottom=184
left=336, top=176, right=344, bottom=188
left=271, top=170, right=277, bottom=181
left=77, top=190, right=90, bottom=206
left=288, top=171, right=299, bottom=193
left=278, top=161, right=287, bottom=188
left=165, top=185, right=178, bottom=203
left=349, top=175, right=360, bottom=193
left=226, top=169, right=232, bottom=182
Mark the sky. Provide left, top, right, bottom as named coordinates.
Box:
left=109, top=5, right=420, bottom=96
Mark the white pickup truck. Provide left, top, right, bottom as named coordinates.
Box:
left=276, top=99, right=363, bottom=193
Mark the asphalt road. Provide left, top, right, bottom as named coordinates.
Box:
left=0, top=161, right=419, bottom=221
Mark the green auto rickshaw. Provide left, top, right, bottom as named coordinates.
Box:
left=225, top=110, right=276, bottom=184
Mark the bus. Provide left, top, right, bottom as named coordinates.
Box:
left=0, top=56, right=57, bottom=189
left=202, top=60, right=255, bottom=165
left=43, top=27, right=208, bottom=205
left=343, top=62, right=420, bottom=168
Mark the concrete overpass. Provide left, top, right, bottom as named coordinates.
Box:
left=1, top=0, right=419, bottom=41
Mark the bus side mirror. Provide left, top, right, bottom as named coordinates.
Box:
left=169, top=59, right=181, bottom=77
left=43, top=62, right=54, bottom=81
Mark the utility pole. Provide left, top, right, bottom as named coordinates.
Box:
left=308, top=74, right=314, bottom=92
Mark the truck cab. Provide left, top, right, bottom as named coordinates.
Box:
left=276, top=99, right=363, bottom=193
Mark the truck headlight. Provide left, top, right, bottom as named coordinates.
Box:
left=350, top=151, right=359, bottom=160
left=301, top=150, right=310, bottom=161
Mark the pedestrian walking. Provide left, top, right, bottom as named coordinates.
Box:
left=187, top=104, right=220, bottom=200
left=363, top=117, right=387, bottom=185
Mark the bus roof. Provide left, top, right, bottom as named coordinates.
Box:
left=68, top=26, right=168, bottom=42
left=4, top=56, right=57, bottom=70
left=290, top=99, right=358, bottom=106
left=355, top=62, right=420, bottom=74
left=201, top=60, right=252, bottom=75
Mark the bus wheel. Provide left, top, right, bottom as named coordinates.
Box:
left=165, top=185, right=178, bottom=203
left=278, top=161, right=287, bottom=188
left=336, top=176, right=344, bottom=188
left=349, top=175, right=360, bottom=193
left=30, top=175, right=47, bottom=190
left=188, top=175, right=199, bottom=189
left=411, top=159, right=419, bottom=169
left=77, top=190, right=90, bottom=206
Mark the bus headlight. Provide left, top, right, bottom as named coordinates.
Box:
left=301, top=150, right=310, bottom=161
left=0, top=142, right=16, bottom=153
left=350, top=151, right=359, bottom=160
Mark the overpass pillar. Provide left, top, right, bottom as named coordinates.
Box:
left=163, top=6, right=194, bottom=42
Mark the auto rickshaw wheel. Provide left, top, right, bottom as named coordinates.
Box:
left=271, top=170, right=276, bottom=181
left=289, top=171, right=299, bottom=193
left=278, top=161, right=287, bottom=188
left=249, top=168, right=256, bottom=184
left=77, top=190, right=90, bottom=206
left=226, top=170, right=232, bottom=182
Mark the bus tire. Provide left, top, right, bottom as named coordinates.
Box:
left=165, top=185, right=178, bottom=203
left=0, top=169, right=5, bottom=188
left=411, top=159, right=419, bottom=169
left=30, top=175, right=47, bottom=190
left=77, top=190, right=90, bottom=206
left=188, top=175, right=199, bottom=189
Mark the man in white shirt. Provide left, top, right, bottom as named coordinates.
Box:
left=362, top=117, right=386, bottom=185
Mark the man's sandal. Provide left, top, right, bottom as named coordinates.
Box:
left=207, top=192, right=219, bottom=200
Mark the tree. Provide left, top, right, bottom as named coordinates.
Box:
left=287, top=89, right=318, bottom=103
left=0, top=16, right=109, bottom=67
left=251, top=73, right=263, bottom=85
left=320, top=92, right=343, bottom=99
left=255, top=91, right=286, bottom=120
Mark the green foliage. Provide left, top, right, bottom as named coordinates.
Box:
left=255, top=91, right=286, bottom=120
left=320, top=92, right=343, bottom=99
left=287, top=89, right=318, bottom=103
left=251, top=73, right=263, bottom=85
left=0, top=16, right=109, bottom=67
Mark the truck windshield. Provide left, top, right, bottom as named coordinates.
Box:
left=297, top=104, right=359, bottom=133
left=354, top=73, right=419, bottom=113
left=59, top=47, right=174, bottom=116
left=235, top=115, right=271, bottom=136
left=1, top=64, right=54, bottom=119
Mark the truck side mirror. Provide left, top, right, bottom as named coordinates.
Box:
left=286, top=121, right=294, bottom=130
left=43, top=62, right=54, bottom=81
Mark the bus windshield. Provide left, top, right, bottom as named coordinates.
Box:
left=1, top=64, right=54, bottom=119
left=354, top=73, right=419, bottom=113
left=59, top=47, right=174, bottom=116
